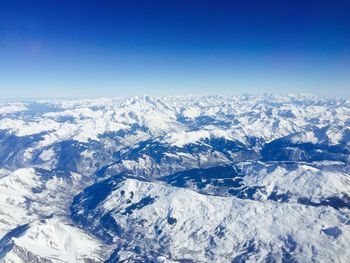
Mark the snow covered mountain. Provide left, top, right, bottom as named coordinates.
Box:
left=0, top=94, right=349, bottom=262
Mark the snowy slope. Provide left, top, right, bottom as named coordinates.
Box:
left=71, top=176, right=350, bottom=262
left=0, top=94, right=349, bottom=262
left=0, top=218, right=107, bottom=263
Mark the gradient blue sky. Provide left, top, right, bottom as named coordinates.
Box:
left=1, top=0, right=349, bottom=98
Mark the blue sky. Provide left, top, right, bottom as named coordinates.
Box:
left=0, top=0, right=349, bottom=98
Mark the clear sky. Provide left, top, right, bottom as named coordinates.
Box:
left=1, top=0, right=349, bottom=98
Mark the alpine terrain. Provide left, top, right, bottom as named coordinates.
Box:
left=0, top=94, right=349, bottom=263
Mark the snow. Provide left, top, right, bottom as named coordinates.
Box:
left=325, top=125, right=346, bottom=145
left=290, top=131, right=319, bottom=144
left=243, top=162, right=350, bottom=203
left=0, top=94, right=349, bottom=146
left=39, top=148, right=55, bottom=161
left=0, top=102, right=27, bottom=114
left=0, top=169, right=40, bottom=238
left=162, top=128, right=241, bottom=147
left=1, top=218, right=106, bottom=263
left=0, top=94, right=349, bottom=262
left=182, top=107, right=201, bottom=119
left=164, top=130, right=216, bottom=147
left=97, top=178, right=350, bottom=262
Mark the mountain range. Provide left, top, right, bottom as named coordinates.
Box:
left=0, top=94, right=349, bottom=262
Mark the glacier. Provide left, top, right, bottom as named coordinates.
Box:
left=0, top=94, right=349, bottom=262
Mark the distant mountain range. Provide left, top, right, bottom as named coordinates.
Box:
left=0, top=94, right=349, bottom=262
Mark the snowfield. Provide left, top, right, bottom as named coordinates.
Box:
left=0, top=94, right=349, bottom=262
